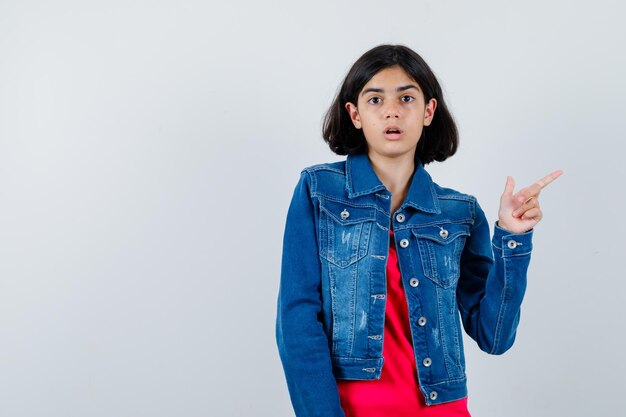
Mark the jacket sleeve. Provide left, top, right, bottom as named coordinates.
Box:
left=456, top=198, right=534, bottom=355
left=275, top=170, right=346, bottom=417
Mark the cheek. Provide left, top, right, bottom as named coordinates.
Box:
left=362, top=119, right=379, bottom=131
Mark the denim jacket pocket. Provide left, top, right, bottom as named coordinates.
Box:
left=318, top=199, right=376, bottom=268
left=411, top=223, right=470, bottom=288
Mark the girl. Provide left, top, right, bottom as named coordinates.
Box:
left=275, top=44, right=561, bottom=417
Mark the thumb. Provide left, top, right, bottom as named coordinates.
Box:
left=503, top=176, right=515, bottom=196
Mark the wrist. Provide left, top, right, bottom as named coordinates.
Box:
left=495, top=220, right=534, bottom=235
left=496, top=220, right=515, bottom=233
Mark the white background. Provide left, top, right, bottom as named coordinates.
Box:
left=1, top=1, right=624, bottom=416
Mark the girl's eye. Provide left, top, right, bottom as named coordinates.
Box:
left=367, top=97, right=382, bottom=104
left=401, top=95, right=415, bottom=103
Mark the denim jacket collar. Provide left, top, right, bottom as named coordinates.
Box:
left=346, top=152, right=441, bottom=214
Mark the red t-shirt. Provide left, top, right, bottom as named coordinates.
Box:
left=336, top=229, right=471, bottom=416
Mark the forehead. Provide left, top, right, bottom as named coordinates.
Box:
left=362, top=65, right=419, bottom=90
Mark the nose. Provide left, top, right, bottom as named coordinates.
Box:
left=384, top=102, right=400, bottom=119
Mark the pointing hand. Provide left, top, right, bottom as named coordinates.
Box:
left=497, top=170, right=563, bottom=234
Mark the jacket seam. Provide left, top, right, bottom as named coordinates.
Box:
left=490, top=256, right=508, bottom=354
left=303, top=164, right=345, bottom=175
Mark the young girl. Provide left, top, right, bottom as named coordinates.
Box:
left=275, top=44, right=561, bottom=417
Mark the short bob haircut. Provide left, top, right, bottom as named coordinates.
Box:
left=322, top=44, right=458, bottom=165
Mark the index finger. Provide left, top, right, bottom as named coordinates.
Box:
left=514, top=169, right=563, bottom=203
left=535, top=169, right=563, bottom=190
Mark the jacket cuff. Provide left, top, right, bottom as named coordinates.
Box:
left=492, top=221, right=533, bottom=257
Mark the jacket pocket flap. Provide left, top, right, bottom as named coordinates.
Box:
left=411, top=222, right=470, bottom=245
left=319, top=200, right=377, bottom=225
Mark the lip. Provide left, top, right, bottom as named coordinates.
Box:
left=383, top=125, right=403, bottom=140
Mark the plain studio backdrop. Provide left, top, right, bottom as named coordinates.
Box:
left=0, top=1, right=624, bottom=416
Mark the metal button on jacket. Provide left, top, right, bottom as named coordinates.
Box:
left=399, top=238, right=409, bottom=248
left=429, top=391, right=438, bottom=401
left=418, top=317, right=427, bottom=326
left=439, top=228, right=449, bottom=239
left=507, top=239, right=518, bottom=249
left=395, top=213, right=405, bottom=223
left=423, top=357, right=432, bottom=367
left=409, top=278, right=419, bottom=287
left=340, top=209, right=350, bottom=220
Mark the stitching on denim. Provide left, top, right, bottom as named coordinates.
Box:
left=303, top=160, right=345, bottom=173
left=329, top=261, right=339, bottom=353
left=358, top=221, right=372, bottom=265
left=412, top=230, right=465, bottom=288
left=301, top=168, right=317, bottom=197
left=429, top=183, right=441, bottom=212
left=366, top=271, right=374, bottom=356
left=344, top=155, right=389, bottom=198
left=322, top=210, right=375, bottom=229
left=307, top=166, right=344, bottom=175
left=328, top=210, right=336, bottom=264
left=469, top=197, right=477, bottom=226
left=318, top=209, right=374, bottom=268
left=491, top=258, right=508, bottom=354
left=437, top=194, right=475, bottom=202
left=404, top=197, right=440, bottom=212
left=315, top=193, right=391, bottom=217
left=320, top=197, right=376, bottom=216
left=401, top=219, right=473, bottom=230
left=415, top=237, right=430, bottom=278
left=369, top=286, right=385, bottom=359
left=331, top=356, right=383, bottom=362
left=411, top=227, right=470, bottom=245
left=493, top=243, right=532, bottom=257
left=346, top=157, right=354, bottom=194
left=316, top=194, right=381, bottom=211
left=452, top=312, right=463, bottom=371
left=351, top=186, right=388, bottom=198
left=348, top=262, right=358, bottom=355
left=428, top=238, right=439, bottom=281
left=406, top=233, right=421, bottom=290
left=504, top=251, right=532, bottom=257
left=436, top=286, right=454, bottom=377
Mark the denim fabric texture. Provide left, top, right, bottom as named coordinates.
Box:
left=275, top=152, right=533, bottom=417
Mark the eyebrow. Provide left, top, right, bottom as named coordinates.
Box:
left=360, top=84, right=421, bottom=96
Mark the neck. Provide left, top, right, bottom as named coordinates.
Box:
left=367, top=151, right=415, bottom=198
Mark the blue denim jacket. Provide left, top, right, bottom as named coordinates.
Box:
left=275, top=152, right=533, bottom=416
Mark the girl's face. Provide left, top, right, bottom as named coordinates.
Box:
left=345, top=65, right=437, bottom=162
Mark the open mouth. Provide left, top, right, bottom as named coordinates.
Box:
left=384, top=126, right=402, bottom=139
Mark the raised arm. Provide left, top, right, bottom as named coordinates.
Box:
left=456, top=170, right=562, bottom=354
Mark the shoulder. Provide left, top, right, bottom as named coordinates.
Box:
left=296, top=159, right=347, bottom=195
left=430, top=180, right=481, bottom=224
left=300, top=159, right=346, bottom=176
left=431, top=181, right=477, bottom=203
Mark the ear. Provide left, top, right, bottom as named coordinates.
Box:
left=344, top=102, right=362, bottom=129
left=423, top=98, right=437, bottom=126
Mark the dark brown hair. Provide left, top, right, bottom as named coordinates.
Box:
left=322, top=44, right=458, bottom=165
